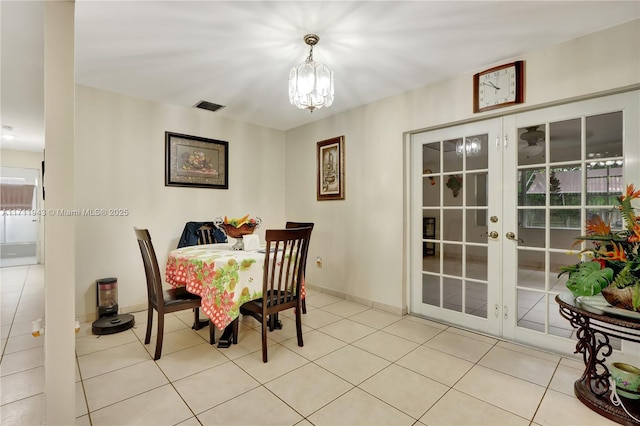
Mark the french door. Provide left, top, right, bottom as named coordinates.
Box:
left=410, top=91, right=639, bottom=354
left=410, top=119, right=504, bottom=336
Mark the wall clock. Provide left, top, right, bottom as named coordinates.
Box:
left=473, top=60, right=524, bottom=113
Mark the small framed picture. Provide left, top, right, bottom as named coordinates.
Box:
left=317, top=136, right=345, bottom=200
left=165, top=132, right=228, bottom=189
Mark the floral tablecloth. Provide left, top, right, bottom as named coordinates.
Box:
left=165, top=243, right=305, bottom=330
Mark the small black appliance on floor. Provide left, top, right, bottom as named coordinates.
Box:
left=92, top=277, right=135, bottom=335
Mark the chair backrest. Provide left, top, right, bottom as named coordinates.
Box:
left=285, top=221, right=315, bottom=231
left=177, top=221, right=227, bottom=248
left=196, top=224, right=216, bottom=245
left=134, top=228, right=164, bottom=309
left=285, top=222, right=314, bottom=275
left=262, top=227, right=313, bottom=311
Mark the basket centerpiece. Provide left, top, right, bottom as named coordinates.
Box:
left=216, top=215, right=261, bottom=250
left=559, top=184, right=640, bottom=313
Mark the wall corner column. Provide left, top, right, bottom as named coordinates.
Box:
left=44, top=1, right=75, bottom=424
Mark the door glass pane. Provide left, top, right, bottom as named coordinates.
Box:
left=550, top=208, right=580, bottom=229
left=550, top=228, right=581, bottom=250
left=443, top=175, right=463, bottom=206
left=443, top=139, right=462, bottom=173
left=466, top=209, right=487, bottom=244
left=517, top=221, right=544, bottom=248
left=422, top=214, right=438, bottom=258
left=549, top=294, right=573, bottom=338
left=442, top=243, right=462, bottom=276
left=587, top=208, right=622, bottom=232
left=443, top=277, right=462, bottom=312
left=518, top=210, right=545, bottom=247
left=518, top=124, right=545, bottom=165
left=422, top=274, right=440, bottom=306
left=465, top=134, right=488, bottom=171
left=517, top=289, right=545, bottom=332
left=423, top=176, right=440, bottom=207
left=466, top=281, right=487, bottom=318
left=422, top=142, right=441, bottom=173
left=586, top=164, right=623, bottom=205
left=442, top=210, right=463, bottom=241
left=551, top=261, right=570, bottom=289
left=423, top=243, right=440, bottom=273
left=518, top=250, right=545, bottom=290
left=466, top=172, right=487, bottom=206
left=466, top=246, right=487, bottom=281
left=550, top=119, right=580, bottom=162
left=549, top=166, right=581, bottom=206
left=518, top=168, right=546, bottom=206
left=586, top=112, right=623, bottom=159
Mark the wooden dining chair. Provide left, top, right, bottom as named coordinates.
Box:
left=181, top=222, right=227, bottom=329
left=240, top=227, right=312, bottom=362
left=285, top=221, right=314, bottom=314
left=134, top=227, right=214, bottom=360
left=177, top=221, right=227, bottom=248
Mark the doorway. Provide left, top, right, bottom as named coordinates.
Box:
left=0, top=166, right=40, bottom=267
left=410, top=91, right=639, bottom=355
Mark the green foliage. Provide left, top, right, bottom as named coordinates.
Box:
left=610, top=261, right=640, bottom=288
left=562, top=261, right=614, bottom=297
left=560, top=184, right=640, bottom=305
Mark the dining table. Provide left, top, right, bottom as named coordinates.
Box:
left=165, top=242, right=306, bottom=347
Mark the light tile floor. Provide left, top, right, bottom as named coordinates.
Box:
left=1, top=264, right=620, bottom=425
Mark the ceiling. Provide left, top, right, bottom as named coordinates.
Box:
left=2, top=1, right=640, bottom=152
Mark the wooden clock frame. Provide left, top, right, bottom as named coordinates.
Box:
left=473, top=60, right=524, bottom=113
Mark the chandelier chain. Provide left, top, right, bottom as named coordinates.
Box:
left=307, top=44, right=314, bottom=63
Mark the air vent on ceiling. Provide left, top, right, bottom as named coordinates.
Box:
left=194, top=100, right=225, bottom=112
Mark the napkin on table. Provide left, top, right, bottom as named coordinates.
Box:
left=243, top=234, right=260, bottom=251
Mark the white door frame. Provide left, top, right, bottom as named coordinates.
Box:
left=407, top=90, right=639, bottom=356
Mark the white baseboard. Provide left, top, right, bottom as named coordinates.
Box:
left=305, top=282, right=407, bottom=316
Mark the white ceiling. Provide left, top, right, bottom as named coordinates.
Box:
left=2, top=1, right=640, bottom=152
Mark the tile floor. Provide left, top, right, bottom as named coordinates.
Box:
left=1, top=264, right=620, bottom=425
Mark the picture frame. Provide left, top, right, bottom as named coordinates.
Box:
left=317, top=136, right=345, bottom=200
left=165, top=131, right=229, bottom=189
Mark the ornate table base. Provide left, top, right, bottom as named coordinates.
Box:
left=556, top=293, right=640, bottom=425
left=575, top=379, right=640, bottom=425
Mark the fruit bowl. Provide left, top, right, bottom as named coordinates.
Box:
left=220, top=222, right=257, bottom=239
left=216, top=216, right=261, bottom=250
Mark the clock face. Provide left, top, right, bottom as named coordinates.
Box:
left=473, top=61, right=524, bottom=113
left=479, top=66, right=516, bottom=108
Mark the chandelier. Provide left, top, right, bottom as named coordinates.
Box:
left=288, top=34, right=334, bottom=112
left=456, top=137, right=482, bottom=157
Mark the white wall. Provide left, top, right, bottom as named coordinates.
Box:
left=74, top=86, right=286, bottom=319
left=71, top=19, right=639, bottom=319
left=0, top=149, right=43, bottom=168
left=285, top=20, right=640, bottom=314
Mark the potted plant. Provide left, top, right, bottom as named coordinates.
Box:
left=559, top=184, right=640, bottom=312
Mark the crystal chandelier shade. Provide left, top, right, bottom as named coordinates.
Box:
left=288, top=34, right=334, bottom=112
left=456, top=137, right=482, bottom=157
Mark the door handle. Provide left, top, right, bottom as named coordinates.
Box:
left=506, top=232, right=524, bottom=243
left=487, top=231, right=499, bottom=239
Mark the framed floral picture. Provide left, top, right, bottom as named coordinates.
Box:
left=165, top=132, right=228, bottom=189
left=317, top=136, right=345, bottom=200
